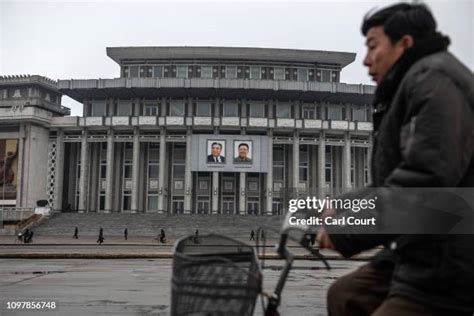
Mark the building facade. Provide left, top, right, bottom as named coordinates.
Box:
left=0, top=47, right=375, bottom=215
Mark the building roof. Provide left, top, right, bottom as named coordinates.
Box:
left=58, top=78, right=374, bottom=105
left=106, top=46, right=356, bottom=68
left=0, top=75, right=59, bottom=91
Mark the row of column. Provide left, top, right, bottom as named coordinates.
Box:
left=53, top=129, right=367, bottom=213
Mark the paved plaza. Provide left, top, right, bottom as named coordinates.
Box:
left=0, top=258, right=365, bottom=316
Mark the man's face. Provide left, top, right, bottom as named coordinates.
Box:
left=238, top=146, right=248, bottom=159
left=363, top=26, right=406, bottom=84
left=211, top=144, right=221, bottom=157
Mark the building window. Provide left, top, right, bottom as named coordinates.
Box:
left=299, top=145, right=309, bottom=187
left=297, top=68, right=308, bottom=81
left=196, top=100, right=212, bottom=116
left=250, top=66, right=261, bottom=79
left=273, top=144, right=285, bottom=192
left=177, top=65, right=188, bottom=78
left=322, top=69, right=332, bottom=82
left=276, top=103, right=291, bottom=118
left=302, top=104, right=316, bottom=119
left=352, top=107, right=367, bottom=121
left=201, top=66, right=212, bottom=78
left=274, top=67, right=285, bottom=80
left=249, top=102, right=265, bottom=118
left=164, top=65, right=177, bottom=78
left=327, top=105, right=342, bottom=120
left=91, top=100, right=106, bottom=116
left=226, top=66, right=237, bottom=79
left=351, top=147, right=355, bottom=186
left=148, top=164, right=159, bottom=179
left=117, top=99, right=132, bottom=116
left=144, top=103, right=159, bottom=116
left=364, top=148, right=369, bottom=185
left=129, top=66, right=139, bottom=78
left=122, top=142, right=133, bottom=211
left=122, top=66, right=129, bottom=78
left=147, top=142, right=159, bottom=211
left=153, top=66, right=163, bottom=78
left=169, top=100, right=185, bottom=116
left=223, top=101, right=238, bottom=117
left=147, top=196, right=158, bottom=210
left=140, top=66, right=152, bottom=78
left=325, top=145, right=332, bottom=184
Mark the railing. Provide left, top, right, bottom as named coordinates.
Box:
left=0, top=208, right=35, bottom=222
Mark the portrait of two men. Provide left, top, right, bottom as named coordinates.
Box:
left=206, top=140, right=252, bottom=164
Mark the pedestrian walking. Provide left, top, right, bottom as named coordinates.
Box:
left=24, top=230, right=34, bottom=244
left=73, top=226, right=78, bottom=239
left=194, top=229, right=200, bottom=244
left=250, top=230, right=255, bottom=241
left=124, top=228, right=128, bottom=240
left=159, top=229, right=166, bottom=243
left=97, top=227, right=104, bottom=245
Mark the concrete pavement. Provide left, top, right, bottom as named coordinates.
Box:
left=0, top=235, right=381, bottom=260
left=0, top=258, right=366, bottom=316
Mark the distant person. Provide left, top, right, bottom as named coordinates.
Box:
left=194, top=229, right=200, bottom=244
left=260, top=229, right=265, bottom=241
left=24, top=231, right=34, bottom=244
left=20, top=228, right=30, bottom=244
left=97, top=227, right=104, bottom=245
left=159, top=229, right=166, bottom=244
left=234, top=143, right=252, bottom=163
left=250, top=230, right=255, bottom=241
left=207, top=142, right=225, bottom=163
left=124, top=228, right=128, bottom=241
left=16, top=231, right=23, bottom=243
left=73, top=226, right=79, bottom=239
left=310, top=233, right=316, bottom=247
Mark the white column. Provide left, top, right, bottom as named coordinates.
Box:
left=343, top=132, right=352, bottom=193
left=158, top=130, right=166, bottom=212
left=266, top=130, right=273, bottom=215
left=21, top=124, right=31, bottom=207
left=16, top=125, right=25, bottom=207
left=318, top=132, right=326, bottom=197
left=53, top=130, right=65, bottom=212
left=78, top=130, right=89, bottom=212
left=105, top=129, right=114, bottom=212
left=239, top=172, right=246, bottom=215
left=131, top=128, right=140, bottom=212
left=184, top=129, right=192, bottom=213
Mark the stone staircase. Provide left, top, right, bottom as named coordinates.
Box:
left=33, top=213, right=283, bottom=240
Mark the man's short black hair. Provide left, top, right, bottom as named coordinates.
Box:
left=238, top=143, right=249, bottom=150
left=211, top=142, right=222, bottom=149
left=361, top=3, right=437, bottom=43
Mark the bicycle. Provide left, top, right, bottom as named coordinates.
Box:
left=171, top=209, right=330, bottom=315
left=152, top=236, right=167, bottom=244
left=14, top=233, right=23, bottom=244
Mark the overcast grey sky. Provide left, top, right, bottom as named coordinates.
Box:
left=1, top=0, right=472, bottom=116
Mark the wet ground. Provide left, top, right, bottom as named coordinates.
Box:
left=0, top=258, right=365, bottom=316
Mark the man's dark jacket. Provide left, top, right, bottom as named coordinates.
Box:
left=329, top=39, right=474, bottom=312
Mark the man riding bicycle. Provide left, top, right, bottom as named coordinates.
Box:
left=317, top=3, right=474, bottom=315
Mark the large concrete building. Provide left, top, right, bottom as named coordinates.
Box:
left=0, top=46, right=375, bottom=215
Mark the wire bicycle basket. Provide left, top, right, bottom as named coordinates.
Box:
left=171, top=234, right=262, bottom=316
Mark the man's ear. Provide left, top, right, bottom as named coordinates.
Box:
left=400, top=35, right=414, bottom=50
